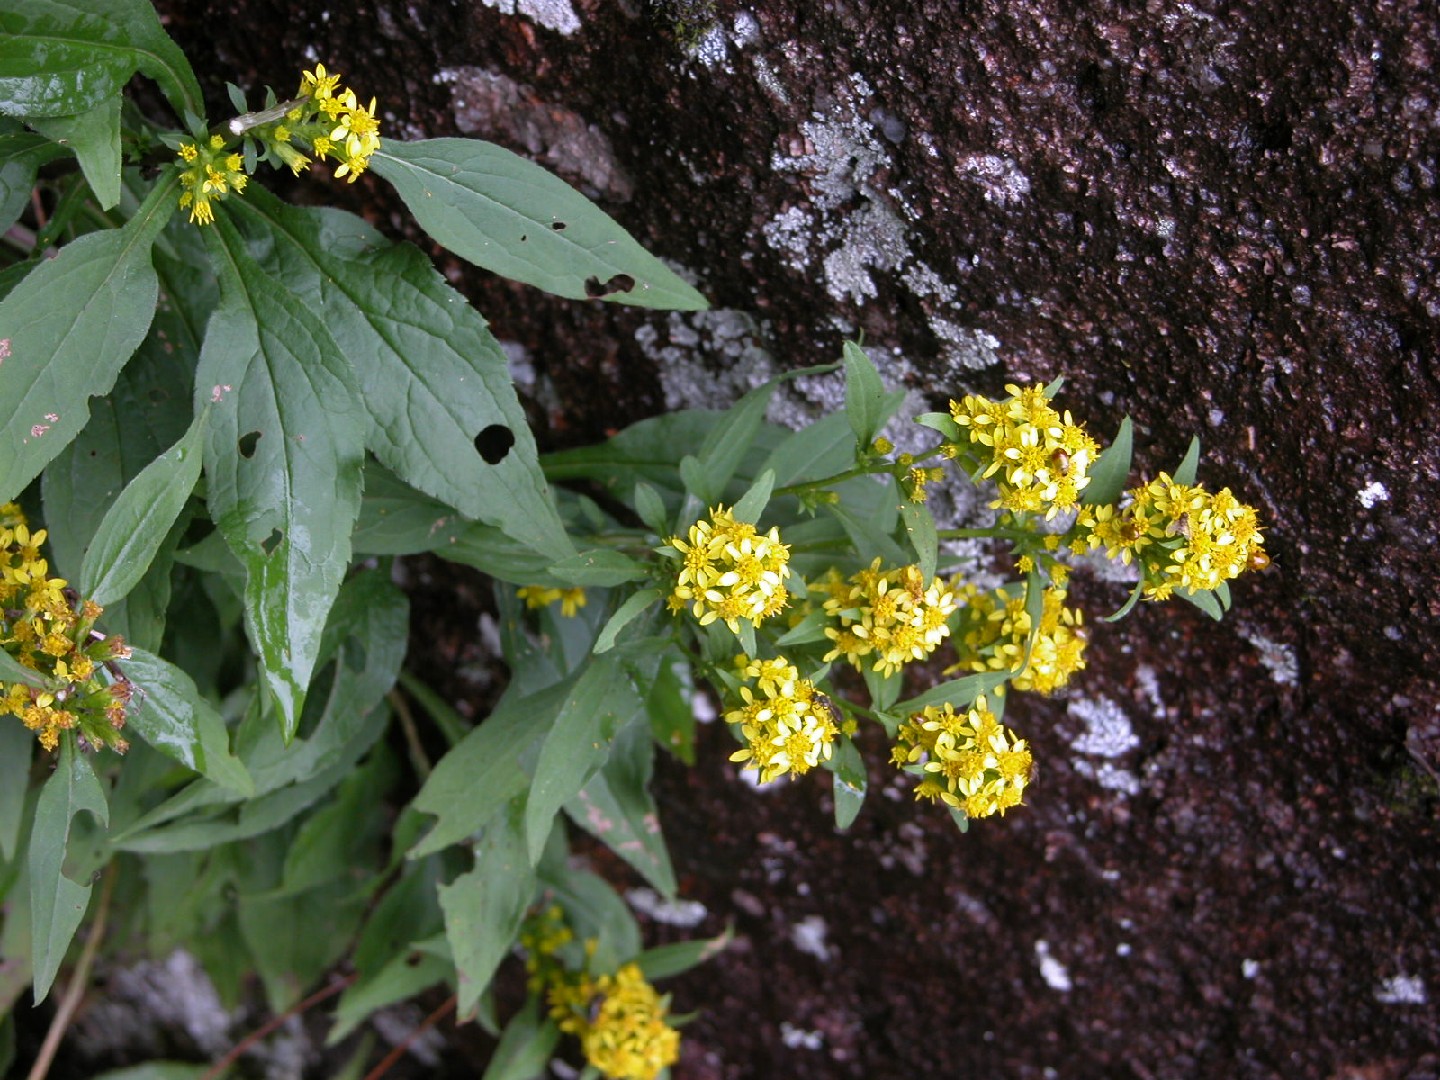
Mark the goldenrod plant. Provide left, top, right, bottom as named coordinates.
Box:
left=0, top=2, right=1266, bottom=1076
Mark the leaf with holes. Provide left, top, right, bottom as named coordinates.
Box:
left=196, top=211, right=366, bottom=741
left=0, top=177, right=173, bottom=503
left=372, top=138, right=707, bottom=310
left=226, top=190, right=573, bottom=561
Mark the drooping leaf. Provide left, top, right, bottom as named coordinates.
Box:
left=196, top=210, right=366, bottom=739
left=81, top=408, right=205, bottom=606
left=29, top=737, right=108, bottom=1002
left=830, top=737, right=867, bottom=832
left=372, top=138, right=707, bottom=310
left=0, top=721, right=31, bottom=860
left=0, top=176, right=173, bottom=502
left=30, top=95, right=121, bottom=209
left=225, top=192, right=572, bottom=561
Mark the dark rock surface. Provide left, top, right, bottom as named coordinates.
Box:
left=135, top=1, right=1440, bottom=1076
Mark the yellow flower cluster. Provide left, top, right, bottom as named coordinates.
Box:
left=817, top=559, right=958, bottom=677
left=1, top=504, right=133, bottom=752
left=892, top=696, right=1031, bottom=817
left=666, top=506, right=791, bottom=632
left=1075, top=473, right=1265, bottom=600
left=950, top=383, right=1100, bottom=519
left=723, top=656, right=839, bottom=783
left=554, top=963, right=682, bottom=1080
left=176, top=134, right=247, bottom=226
left=294, top=63, right=382, bottom=182
left=517, top=585, right=587, bottom=617
left=947, top=584, right=1088, bottom=695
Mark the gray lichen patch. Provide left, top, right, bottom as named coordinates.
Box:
left=439, top=67, right=633, bottom=200
left=477, top=0, right=579, bottom=36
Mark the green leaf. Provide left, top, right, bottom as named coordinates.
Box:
left=80, top=409, right=206, bottom=606
left=914, top=411, right=960, bottom=441
left=0, top=175, right=173, bottom=502
left=526, top=657, right=635, bottom=863
left=238, top=878, right=366, bottom=1012
left=1177, top=586, right=1224, bottom=621
left=481, top=1001, right=562, bottom=1080
left=372, top=138, right=707, bottom=310
left=0, top=721, right=31, bottom=860
left=1173, top=436, right=1201, bottom=486
left=862, top=665, right=900, bottom=712
left=548, top=549, right=648, bottom=587
left=830, top=737, right=867, bottom=832
left=0, top=649, right=46, bottom=688
left=197, top=211, right=366, bottom=739
left=1083, top=416, right=1133, bottom=507
left=440, top=799, right=536, bottom=1016
left=595, top=588, right=662, bottom=653
left=893, top=669, right=1011, bottom=716
left=330, top=950, right=451, bottom=1046
left=30, top=95, right=120, bottom=209
left=565, top=717, right=676, bottom=896
left=761, top=411, right=854, bottom=488
left=697, top=382, right=775, bottom=500
left=842, top=341, right=902, bottom=448
left=645, top=655, right=694, bottom=765
left=0, top=131, right=67, bottom=231
left=226, top=192, right=572, bottom=562
left=29, top=736, right=108, bottom=1002
left=731, top=468, right=775, bottom=525
left=1102, top=579, right=1145, bottom=622
left=634, top=925, right=733, bottom=980
left=0, top=2, right=138, bottom=118
left=898, top=498, right=938, bottom=581
left=121, top=647, right=252, bottom=794
left=410, top=678, right=569, bottom=857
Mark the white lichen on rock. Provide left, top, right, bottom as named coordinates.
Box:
left=478, top=0, right=580, bottom=35
left=1069, top=696, right=1143, bottom=796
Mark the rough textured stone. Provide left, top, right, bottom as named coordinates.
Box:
left=127, top=1, right=1440, bottom=1076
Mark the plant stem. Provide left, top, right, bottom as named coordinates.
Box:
left=199, top=974, right=356, bottom=1080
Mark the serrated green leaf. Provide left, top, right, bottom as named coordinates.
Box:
left=1173, top=436, right=1201, bottom=486
left=595, top=588, right=662, bottom=653
left=0, top=2, right=137, bottom=118
left=80, top=408, right=205, bottom=606
left=226, top=191, right=572, bottom=561
left=0, top=175, right=173, bottom=502
left=1083, top=416, right=1133, bottom=507
left=526, top=656, right=635, bottom=863
left=29, top=736, right=108, bottom=1002
left=121, top=646, right=251, bottom=794
left=30, top=95, right=120, bottom=208
left=196, top=210, right=366, bottom=739
left=0, top=721, right=31, bottom=860
left=830, top=737, right=866, bottom=832
left=372, top=138, right=707, bottom=310
left=0, top=131, right=67, bottom=231
left=565, top=717, right=675, bottom=896
left=440, top=799, right=535, bottom=1016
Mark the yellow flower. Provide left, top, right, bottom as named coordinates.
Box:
left=723, top=657, right=838, bottom=783
left=819, top=559, right=958, bottom=676
left=895, top=696, right=1031, bottom=817
left=517, top=585, right=587, bottom=617
left=666, top=506, right=790, bottom=633
left=558, top=964, right=681, bottom=1080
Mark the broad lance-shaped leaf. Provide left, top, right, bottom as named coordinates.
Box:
left=0, top=175, right=173, bottom=503
left=29, top=737, right=108, bottom=1003
left=30, top=95, right=122, bottom=210
left=372, top=138, right=708, bottom=311
left=226, top=189, right=573, bottom=562
left=197, top=212, right=366, bottom=741
left=0, top=0, right=202, bottom=121
left=81, top=408, right=206, bottom=607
